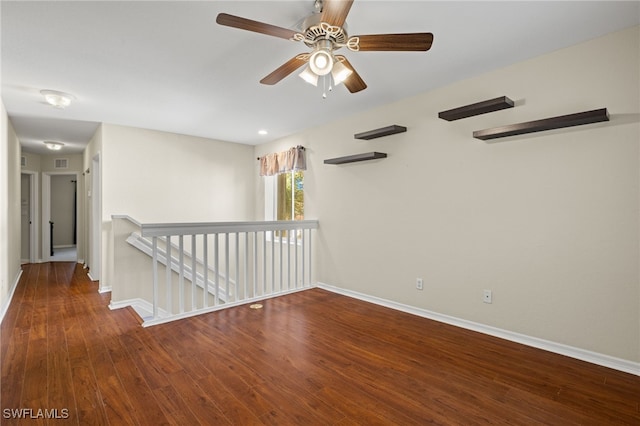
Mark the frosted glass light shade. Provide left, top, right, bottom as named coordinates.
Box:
left=44, top=141, right=64, bottom=150
left=309, top=50, right=333, bottom=76
left=40, top=90, right=75, bottom=109
left=299, top=66, right=319, bottom=86
left=331, top=61, right=352, bottom=85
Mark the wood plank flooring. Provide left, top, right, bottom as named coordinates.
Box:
left=1, top=262, right=639, bottom=425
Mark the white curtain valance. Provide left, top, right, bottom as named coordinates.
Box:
left=259, top=146, right=306, bottom=176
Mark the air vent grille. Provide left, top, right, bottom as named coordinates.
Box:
left=54, top=158, right=69, bottom=169
left=21, top=156, right=26, bottom=167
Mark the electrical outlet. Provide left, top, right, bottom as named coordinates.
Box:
left=483, top=289, right=492, bottom=304
left=416, top=278, right=424, bottom=290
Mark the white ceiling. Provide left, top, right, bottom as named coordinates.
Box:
left=2, top=1, right=638, bottom=155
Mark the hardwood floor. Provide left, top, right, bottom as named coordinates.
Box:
left=1, top=262, right=639, bottom=425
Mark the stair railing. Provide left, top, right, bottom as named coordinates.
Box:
left=111, top=216, right=318, bottom=326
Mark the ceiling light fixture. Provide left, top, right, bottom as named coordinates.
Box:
left=308, top=40, right=334, bottom=76
left=40, top=90, right=76, bottom=109
left=298, top=66, right=319, bottom=86
left=44, top=141, right=64, bottom=151
left=258, top=129, right=268, bottom=135
left=331, top=60, right=353, bottom=86
left=297, top=38, right=353, bottom=96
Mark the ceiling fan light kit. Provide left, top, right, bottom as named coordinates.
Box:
left=216, top=0, right=433, bottom=96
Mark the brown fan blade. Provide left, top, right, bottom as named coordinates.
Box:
left=336, top=56, right=367, bottom=93
left=354, top=33, right=434, bottom=51
left=216, top=13, right=300, bottom=40
left=260, top=55, right=308, bottom=85
left=320, top=0, right=354, bottom=27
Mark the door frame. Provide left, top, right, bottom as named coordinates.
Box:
left=21, top=171, right=38, bottom=263
left=42, top=171, right=80, bottom=262
left=89, top=152, right=101, bottom=282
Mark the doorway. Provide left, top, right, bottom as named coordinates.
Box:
left=43, top=172, right=79, bottom=262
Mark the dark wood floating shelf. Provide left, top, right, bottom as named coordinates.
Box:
left=473, top=108, right=609, bottom=141
left=439, top=96, right=514, bottom=121
left=324, top=152, right=387, bottom=165
left=354, top=125, right=406, bottom=140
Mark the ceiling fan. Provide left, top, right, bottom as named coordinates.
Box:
left=216, top=0, right=434, bottom=94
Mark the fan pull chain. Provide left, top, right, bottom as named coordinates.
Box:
left=321, top=75, right=333, bottom=99
left=322, top=75, right=327, bottom=99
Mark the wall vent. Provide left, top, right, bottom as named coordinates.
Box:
left=21, top=156, right=26, bottom=167
left=54, top=158, right=69, bottom=169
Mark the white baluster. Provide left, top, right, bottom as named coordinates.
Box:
left=279, top=229, right=283, bottom=292
left=271, top=231, right=275, bottom=294
left=301, top=229, right=306, bottom=287
left=166, top=235, right=172, bottom=314
left=235, top=232, right=240, bottom=301
left=225, top=232, right=230, bottom=303
left=191, top=235, right=196, bottom=311
left=263, top=231, right=267, bottom=295
left=179, top=235, right=184, bottom=314
left=244, top=232, right=248, bottom=300
left=214, top=233, right=219, bottom=305
left=288, top=229, right=292, bottom=290
left=294, top=228, right=299, bottom=289
left=308, top=229, right=313, bottom=286
left=152, top=236, right=158, bottom=319
left=203, top=234, right=208, bottom=308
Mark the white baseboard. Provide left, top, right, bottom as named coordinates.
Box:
left=87, top=272, right=98, bottom=282
left=98, top=286, right=112, bottom=294
left=316, top=282, right=640, bottom=376
left=0, top=269, right=23, bottom=323
left=109, top=298, right=168, bottom=322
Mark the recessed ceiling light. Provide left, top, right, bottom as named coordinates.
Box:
left=258, top=130, right=268, bottom=135
left=44, top=141, right=64, bottom=150
left=40, top=90, right=76, bottom=109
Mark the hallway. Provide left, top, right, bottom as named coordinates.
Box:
left=49, top=246, right=77, bottom=262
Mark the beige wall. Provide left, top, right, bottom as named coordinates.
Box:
left=83, top=124, right=103, bottom=280
left=95, top=123, right=256, bottom=291
left=21, top=152, right=41, bottom=171
left=255, top=26, right=640, bottom=363
left=0, top=102, right=23, bottom=319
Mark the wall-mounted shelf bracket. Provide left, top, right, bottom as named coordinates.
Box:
left=354, top=125, right=406, bottom=140
left=438, top=96, right=514, bottom=121
left=473, top=108, right=609, bottom=141
left=324, top=152, right=387, bottom=165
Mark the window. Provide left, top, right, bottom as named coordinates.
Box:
left=276, top=171, right=304, bottom=221
left=265, top=171, right=304, bottom=238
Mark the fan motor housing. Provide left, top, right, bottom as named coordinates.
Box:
left=302, top=13, right=348, bottom=47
